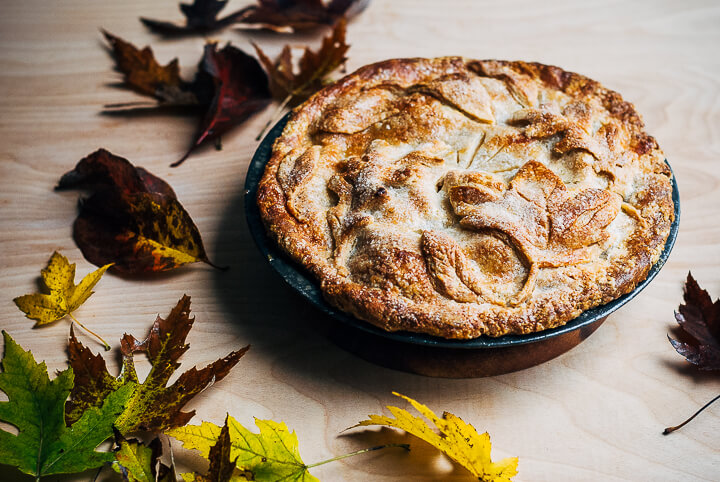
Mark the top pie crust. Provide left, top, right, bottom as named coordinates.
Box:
left=257, top=57, right=674, bottom=339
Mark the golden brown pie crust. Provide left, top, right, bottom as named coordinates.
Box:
left=257, top=57, right=674, bottom=339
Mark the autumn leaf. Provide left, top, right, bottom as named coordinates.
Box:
left=255, top=17, right=349, bottom=106
left=170, top=414, right=407, bottom=481
left=668, top=272, right=720, bottom=370
left=103, top=30, right=197, bottom=107
left=181, top=418, right=238, bottom=482
left=101, top=33, right=270, bottom=165
left=66, top=295, right=249, bottom=434
left=352, top=392, right=519, bottom=482
left=663, top=273, right=720, bottom=435
left=0, top=331, right=134, bottom=478
left=141, top=0, right=253, bottom=35
left=112, top=431, right=175, bottom=482
left=170, top=415, right=317, bottom=481
left=13, top=251, right=112, bottom=349
left=176, top=42, right=271, bottom=166
left=56, top=149, right=220, bottom=273
left=236, top=0, right=369, bottom=33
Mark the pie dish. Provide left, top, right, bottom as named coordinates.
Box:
left=256, top=57, right=675, bottom=339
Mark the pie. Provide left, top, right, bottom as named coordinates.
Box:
left=256, top=57, right=674, bottom=339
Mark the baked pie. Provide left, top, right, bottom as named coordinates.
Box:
left=257, top=57, right=674, bottom=339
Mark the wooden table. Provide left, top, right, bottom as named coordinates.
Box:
left=1, top=0, right=718, bottom=480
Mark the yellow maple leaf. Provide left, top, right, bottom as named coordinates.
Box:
left=13, top=252, right=111, bottom=349
left=353, top=392, right=518, bottom=482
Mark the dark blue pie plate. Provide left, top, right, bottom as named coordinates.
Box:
left=245, top=114, right=680, bottom=376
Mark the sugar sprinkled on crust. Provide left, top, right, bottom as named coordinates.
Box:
left=257, top=57, right=674, bottom=339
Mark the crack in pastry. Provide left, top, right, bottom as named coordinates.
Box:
left=257, top=57, right=674, bottom=339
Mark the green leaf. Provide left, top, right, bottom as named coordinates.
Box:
left=0, top=331, right=133, bottom=478
left=112, top=432, right=175, bottom=482
left=169, top=415, right=319, bottom=482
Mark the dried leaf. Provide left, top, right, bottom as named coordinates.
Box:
left=112, top=432, right=175, bottom=482
left=668, top=272, right=720, bottom=370
left=141, top=0, right=253, bottom=36
left=101, top=33, right=270, bottom=165
left=56, top=149, right=219, bottom=273
left=66, top=295, right=249, bottom=434
left=352, top=392, right=518, bottom=482
left=255, top=18, right=349, bottom=106
left=169, top=415, right=319, bottom=482
left=236, top=0, right=369, bottom=33
left=103, top=30, right=198, bottom=106
left=0, top=331, right=134, bottom=478
left=176, top=42, right=271, bottom=166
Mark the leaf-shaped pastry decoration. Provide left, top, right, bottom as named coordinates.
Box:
left=447, top=161, right=621, bottom=305
left=549, top=187, right=621, bottom=249
left=277, top=146, right=319, bottom=222
left=421, top=230, right=501, bottom=304
left=412, top=73, right=496, bottom=124
left=469, top=60, right=538, bottom=108
left=508, top=107, right=604, bottom=160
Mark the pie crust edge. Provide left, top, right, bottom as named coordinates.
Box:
left=256, top=57, right=675, bottom=339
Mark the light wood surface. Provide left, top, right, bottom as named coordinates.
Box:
left=1, top=1, right=718, bottom=480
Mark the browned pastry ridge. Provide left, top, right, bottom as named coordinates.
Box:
left=257, top=57, right=674, bottom=339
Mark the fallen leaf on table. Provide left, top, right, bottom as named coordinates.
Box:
left=663, top=272, right=720, bottom=434
left=141, top=0, right=253, bottom=35
left=255, top=17, right=349, bottom=106
left=176, top=42, right=271, bottom=166
left=66, top=295, right=249, bottom=434
left=236, top=0, right=369, bottom=33
left=668, top=272, right=720, bottom=370
left=171, top=414, right=408, bottom=481
left=101, top=33, right=270, bottom=165
left=180, top=417, right=238, bottom=482
left=170, top=418, right=312, bottom=481
left=112, top=431, right=176, bottom=482
left=0, top=331, right=134, bottom=478
left=57, top=149, right=220, bottom=273
left=170, top=416, right=318, bottom=482
left=103, top=30, right=197, bottom=107
left=352, top=392, right=518, bottom=482
left=13, top=251, right=112, bottom=349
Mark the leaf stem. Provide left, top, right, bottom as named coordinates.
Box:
left=255, top=94, right=292, bottom=141
left=91, top=464, right=104, bottom=482
left=68, top=313, right=110, bottom=351
left=305, top=443, right=410, bottom=468
left=663, top=393, right=720, bottom=435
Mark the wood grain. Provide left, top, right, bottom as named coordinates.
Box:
left=0, top=0, right=718, bottom=480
